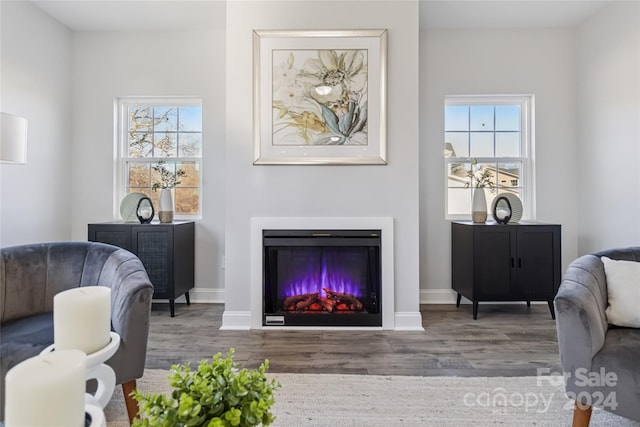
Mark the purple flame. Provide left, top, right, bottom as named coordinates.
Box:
left=283, top=253, right=363, bottom=298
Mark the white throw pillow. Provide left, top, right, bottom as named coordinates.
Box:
left=601, top=256, right=640, bottom=328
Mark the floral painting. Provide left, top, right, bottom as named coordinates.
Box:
left=272, top=49, right=368, bottom=146
left=253, top=30, right=387, bottom=165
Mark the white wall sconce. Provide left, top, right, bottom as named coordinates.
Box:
left=1, top=112, right=28, bottom=164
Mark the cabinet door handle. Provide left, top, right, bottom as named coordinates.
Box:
left=518, top=258, right=522, bottom=268
left=511, top=258, right=515, bottom=268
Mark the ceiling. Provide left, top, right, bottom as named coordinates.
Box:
left=33, top=0, right=227, bottom=31
left=31, top=0, right=610, bottom=32
left=420, top=1, right=609, bottom=29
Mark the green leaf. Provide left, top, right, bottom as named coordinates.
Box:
left=318, top=103, right=341, bottom=134
left=133, top=347, right=280, bottom=427
left=338, top=100, right=355, bottom=135
left=224, top=408, right=242, bottom=426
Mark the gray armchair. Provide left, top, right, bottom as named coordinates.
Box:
left=554, top=247, right=640, bottom=427
left=0, top=241, right=154, bottom=424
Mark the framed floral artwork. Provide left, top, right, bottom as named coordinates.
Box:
left=253, top=29, right=387, bottom=165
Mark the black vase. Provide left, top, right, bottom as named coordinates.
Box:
left=492, top=196, right=512, bottom=224
left=136, top=197, right=155, bottom=224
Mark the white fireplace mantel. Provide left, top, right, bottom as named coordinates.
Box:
left=223, top=217, right=398, bottom=330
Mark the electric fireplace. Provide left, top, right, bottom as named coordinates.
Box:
left=262, top=229, right=382, bottom=327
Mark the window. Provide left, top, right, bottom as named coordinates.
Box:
left=117, top=98, right=202, bottom=217
left=444, top=95, right=534, bottom=220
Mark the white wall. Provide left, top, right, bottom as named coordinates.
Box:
left=0, top=1, right=72, bottom=246
left=6, top=0, right=637, bottom=314
left=224, top=1, right=421, bottom=328
left=576, top=1, right=640, bottom=253
left=419, top=28, right=579, bottom=299
left=71, top=29, right=227, bottom=298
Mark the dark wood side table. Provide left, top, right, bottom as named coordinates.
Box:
left=451, top=221, right=561, bottom=320
left=88, top=221, right=195, bottom=317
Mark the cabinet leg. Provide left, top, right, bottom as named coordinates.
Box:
left=185, top=291, right=191, bottom=305
left=473, top=301, right=478, bottom=320
left=526, top=301, right=531, bottom=307
left=548, top=300, right=556, bottom=320
left=456, top=293, right=462, bottom=307
left=170, top=299, right=175, bottom=317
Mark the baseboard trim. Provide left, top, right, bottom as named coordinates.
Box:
left=420, top=289, right=459, bottom=304
left=419, top=289, right=550, bottom=306
left=152, top=287, right=225, bottom=304
left=220, top=311, right=251, bottom=330
left=159, top=288, right=547, bottom=307
left=189, top=288, right=225, bottom=303
left=393, top=312, right=425, bottom=331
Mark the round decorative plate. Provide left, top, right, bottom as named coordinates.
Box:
left=120, top=192, right=146, bottom=223
left=491, top=193, right=523, bottom=223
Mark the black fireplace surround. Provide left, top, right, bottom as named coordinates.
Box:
left=262, top=229, right=382, bottom=327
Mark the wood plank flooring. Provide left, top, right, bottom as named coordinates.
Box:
left=145, top=303, right=561, bottom=377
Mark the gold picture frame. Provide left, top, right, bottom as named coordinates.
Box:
left=253, top=29, right=387, bottom=165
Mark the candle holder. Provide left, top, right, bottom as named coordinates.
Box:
left=4, top=349, right=108, bottom=427
left=85, top=403, right=106, bottom=427
left=41, top=332, right=121, bottom=410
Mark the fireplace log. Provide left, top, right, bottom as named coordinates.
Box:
left=283, top=292, right=319, bottom=308
left=317, top=296, right=337, bottom=312
left=309, top=302, right=322, bottom=311
left=323, top=288, right=364, bottom=311
left=295, top=295, right=318, bottom=310
left=282, top=290, right=365, bottom=312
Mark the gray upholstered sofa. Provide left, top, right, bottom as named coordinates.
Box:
left=554, top=247, right=640, bottom=426
left=0, top=241, right=154, bottom=423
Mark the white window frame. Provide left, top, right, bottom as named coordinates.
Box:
left=115, top=97, right=203, bottom=220
left=444, top=94, right=535, bottom=221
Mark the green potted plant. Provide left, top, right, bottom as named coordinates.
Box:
left=152, top=159, right=186, bottom=223
left=132, top=349, right=281, bottom=427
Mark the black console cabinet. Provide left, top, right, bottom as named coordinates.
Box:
left=451, top=221, right=561, bottom=320
left=88, top=221, right=195, bottom=317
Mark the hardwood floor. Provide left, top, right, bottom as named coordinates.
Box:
left=145, top=302, right=561, bottom=377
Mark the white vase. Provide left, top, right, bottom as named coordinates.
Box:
left=472, top=188, right=487, bottom=223
left=158, top=188, right=174, bottom=223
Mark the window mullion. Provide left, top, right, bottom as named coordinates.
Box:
left=117, top=98, right=202, bottom=218
left=444, top=95, right=532, bottom=220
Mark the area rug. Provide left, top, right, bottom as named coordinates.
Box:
left=105, top=370, right=640, bottom=427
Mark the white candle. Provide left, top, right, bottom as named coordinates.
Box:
left=54, top=286, right=111, bottom=355
left=139, top=206, right=152, bottom=219
left=5, top=350, right=87, bottom=427
left=496, top=208, right=509, bottom=220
